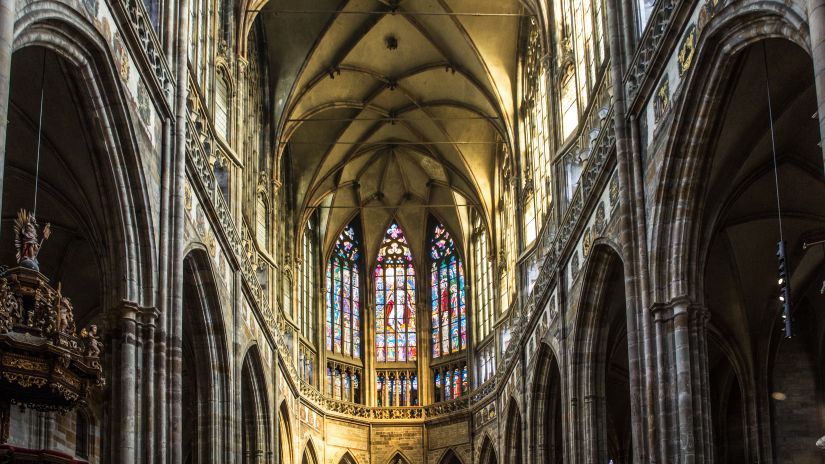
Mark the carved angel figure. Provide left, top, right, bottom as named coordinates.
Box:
left=14, top=210, right=50, bottom=271
left=53, top=283, right=75, bottom=335
left=81, top=324, right=102, bottom=358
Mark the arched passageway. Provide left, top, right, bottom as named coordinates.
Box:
left=182, top=251, right=230, bottom=463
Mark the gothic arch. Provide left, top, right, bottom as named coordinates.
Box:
left=647, top=0, right=809, bottom=303
left=386, top=451, right=411, bottom=464
left=337, top=450, right=358, bottom=464
left=478, top=434, right=498, bottom=464
left=3, top=7, right=161, bottom=461
left=278, top=401, right=294, bottom=464
left=436, top=448, right=463, bottom=464
left=301, top=438, right=319, bottom=464
left=503, top=398, right=523, bottom=464
left=647, top=3, right=824, bottom=460
left=570, top=245, right=633, bottom=463
left=530, top=343, right=564, bottom=464
left=182, top=249, right=232, bottom=463
left=12, top=0, right=160, bottom=307
left=241, top=346, right=273, bottom=463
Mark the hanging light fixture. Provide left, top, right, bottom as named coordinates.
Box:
left=762, top=43, right=792, bottom=338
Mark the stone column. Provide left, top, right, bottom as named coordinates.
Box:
left=141, top=308, right=158, bottom=463
left=810, top=0, right=825, bottom=171
left=0, top=0, right=15, bottom=229
left=652, top=299, right=713, bottom=463
left=118, top=303, right=140, bottom=464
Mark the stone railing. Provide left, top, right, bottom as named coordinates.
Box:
left=296, top=376, right=470, bottom=421
left=624, top=0, right=683, bottom=105
left=107, top=0, right=174, bottom=102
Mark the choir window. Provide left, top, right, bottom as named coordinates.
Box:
left=326, top=224, right=362, bottom=359
left=375, top=222, right=417, bottom=363
left=430, top=223, right=467, bottom=358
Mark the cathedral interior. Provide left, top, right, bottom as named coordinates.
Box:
left=1, top=0, right=825, bottom=463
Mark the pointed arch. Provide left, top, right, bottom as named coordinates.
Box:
left=437, top=448, right=463, bottom=464
left=530, top=343, right=564, bottom=464
left=338, top=450, right=358, bottom=464
left=241, top=346, right=272, bottom=463
left=478, top=434, right=498, bottom=464
left=301, top=438, right=319, bottom=464
left=278, top=401, right=294, bottom=464
left=386, top=451, right=412, bottom=464
left=503, top=398, right=523, bottom=464
left=12, top=1, right=159, bottom=308
left=571, top=244, right=633, bottom=463
left=375, top=220, right=417, bottom=363
left=182, top=249, right=231, bottom=463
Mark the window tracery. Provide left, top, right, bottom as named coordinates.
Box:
left=376, top=370, right=418, bottom=407
left=433, top=363, right=468, bottom=402
left=326, top=362, right=361, bottom=403
left=471, top=213, right=495, bottom=343
left=375, top=222, right=417, bottom=363
left=430, top=223, right=466, bottom=358
left=522, top=19, right=553, bottom=245
left=326, top=224, right=361, bottom=359
left=215, top=71, right=230, bottom=141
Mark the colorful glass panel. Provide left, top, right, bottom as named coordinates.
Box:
left=430, top=224, right=466, bottom=358
left=325, top=224, right=361, bottom=359
left=375, top=222, right=417, bottom=362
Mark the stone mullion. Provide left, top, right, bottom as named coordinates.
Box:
left=317, top=263, right=326, bottom=391
left=419, top=292, right=432, bottom=404
left=365, top=272, right=375, bottom=406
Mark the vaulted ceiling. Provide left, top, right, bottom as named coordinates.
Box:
left=256, top=0, right=527, bottom=260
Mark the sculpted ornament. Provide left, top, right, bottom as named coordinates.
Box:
left=80, top=325, right=102, bottom=359
left=14, top=210, right=50, bottom=272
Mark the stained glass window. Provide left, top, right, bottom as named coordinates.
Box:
left=375, top=222, right=417, bottom=363
left=433, top=363, right=468, bottom=402
left=326, top=224, right=361, bottom=358
left=376, top=371, right=417, bottom=406
left=430, top=224, right=466, bottom=358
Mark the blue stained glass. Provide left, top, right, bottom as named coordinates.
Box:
left=375, top=221, right=416, bottom=363
left=429, top=222, right=466, bottom=358
left=326, top=223, right=361, bottom=359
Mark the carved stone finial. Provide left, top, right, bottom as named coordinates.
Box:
left=14, top=210, right=50, bottom=272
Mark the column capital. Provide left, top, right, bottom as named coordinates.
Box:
left=649, top=296, right=708, bottom=321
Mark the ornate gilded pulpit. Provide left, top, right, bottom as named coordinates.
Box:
left=0, top=211, right=104, bottom=463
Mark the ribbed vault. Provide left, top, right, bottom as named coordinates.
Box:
left=254, top=0, right=527, bottom=255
